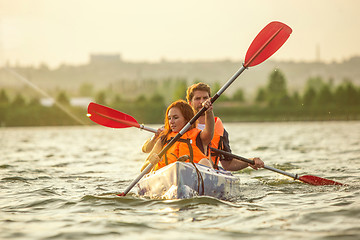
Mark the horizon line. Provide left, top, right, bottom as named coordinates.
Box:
left=2, top=55, right=360, bottom=70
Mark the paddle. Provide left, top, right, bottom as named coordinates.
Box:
left=87, top=104, right=343, bottom=186
left=211, top=148, right=344, bottom=186
left=87, top=102, right=157, bottom=133
left=117, top=21, right=292, bottom=196
left=87, top=102, right=343, bottom=186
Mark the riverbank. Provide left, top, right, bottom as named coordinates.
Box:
left=1, top=103, right=359, bottom=127
left=216, top=104, right=360, bottom=122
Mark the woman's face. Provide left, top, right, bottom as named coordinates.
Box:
left=167, top=107, right=187, bottom=133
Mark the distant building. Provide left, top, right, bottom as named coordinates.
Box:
left=70, top=97, right=93, bottom=107
left=40, top=98, right=54, bottom=107
left=89, top=54, right=122, bottom=64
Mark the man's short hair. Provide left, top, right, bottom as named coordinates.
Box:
left=186, top=82, right=211, bottom=103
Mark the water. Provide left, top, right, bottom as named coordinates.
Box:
left=1, top=122, right=359, bottom=240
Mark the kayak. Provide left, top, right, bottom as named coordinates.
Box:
left=136, top=161, right=240, bottom=200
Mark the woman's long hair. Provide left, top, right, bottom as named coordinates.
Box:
left=160, top=100, right=196, bottom=146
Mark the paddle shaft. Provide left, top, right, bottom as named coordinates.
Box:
left=210, top=148, right=299, bottom=180
left=141, top=125, right=157, bottom=133
left=212, top=66, right=246, bottom=103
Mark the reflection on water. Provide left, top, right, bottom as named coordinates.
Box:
left=1, top=122, right=360, bottom=240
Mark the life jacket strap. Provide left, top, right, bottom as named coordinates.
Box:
left=211, top=136, right=225, bottom=170
left=164, top=136, right=204, bottom=195
left=165, top=137, right=194, bottom=163
left=174, top=154, right=204, bottom=196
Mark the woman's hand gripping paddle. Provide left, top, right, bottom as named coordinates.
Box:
left=211, top=148, right=344, bottom=186
left=87, top=102, right=157, bottom=133
left=116, top=21, right=292, bottom=196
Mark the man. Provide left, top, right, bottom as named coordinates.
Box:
left=142, top=82, right=264, bottom=171
left=186, top=82, right=264, bottom=171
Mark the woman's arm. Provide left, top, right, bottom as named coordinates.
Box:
left=140, top=138, right=163, bottom=172
left=141, top=137, right=155, bottom=153
left=141, top=127, right=164, bottom=153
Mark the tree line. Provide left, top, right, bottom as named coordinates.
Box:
left=1, top=68, right=360, bottom=126
left=255, top=70, right=360, bottom=108
left=216, top=70, right=360, bottom=122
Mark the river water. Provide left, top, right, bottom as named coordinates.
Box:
left=1, top=122, right=359, bottom=240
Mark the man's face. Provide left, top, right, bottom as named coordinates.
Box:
left=189, top=90, right=210, bottom=113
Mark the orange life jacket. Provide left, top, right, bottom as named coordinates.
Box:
left=155, top=128, right=209, bottom=170
left=209, top=117, right=225, bottom=167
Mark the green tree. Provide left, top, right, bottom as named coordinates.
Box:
left=95, top=91, right=107, bottom=105
left=255, top=87, right=266, bottom=103
left=212, top=82, right=221, bottom=93
left=172, top=79, right=188, bottom=101
left=112, top=94, right=122, bottom=106
left=277, top=93, right=293, bottom=107
left=327, top=77, right=335, bottom=90
left=305, top=76, right=325, bottom=93
left=150, top=92, right=165, bottom=104
left=56, top=91, right=70, bottom=105
left=0, top=89, right=10, bottom=105
left=302, top=86, right=317, bottom=107
left=334, top=81, right=360, bottom=106
left=334, top=84, right=345, bottom=106
left=266, top=69, right=288, bottom=106
left=79, top=82, right=94, bottom=96
left=267, top=69, right=287, bottom=95
left=232, top=88, right=245, bottom=102
left=316, top=84, right=333, bottom=106
left=212, top=81, right=229, bottom=102
left=12, top=93, right=26, bottom=107
left=29, top=97, right=41, bottom=106
left=136, top=94, right=146, bottom=103
left=291, top=91, right=301, bottom=106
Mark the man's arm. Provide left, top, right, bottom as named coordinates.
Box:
left=221, top=158, right=249, bottom=171
left=219, top=128, right=264, bottom=171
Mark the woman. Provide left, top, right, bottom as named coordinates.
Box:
left=141, top=99, right=214, bottom=172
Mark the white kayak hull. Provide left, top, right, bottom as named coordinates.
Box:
left=136, top=161, right=240, bottom=200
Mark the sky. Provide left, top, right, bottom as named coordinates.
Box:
left=1, top=0, right=360, bottom=68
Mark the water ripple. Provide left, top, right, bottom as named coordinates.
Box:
left=1, top=124, right=360, bottom=240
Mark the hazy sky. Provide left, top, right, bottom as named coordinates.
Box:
left=1, top=0, right=360, bottom=68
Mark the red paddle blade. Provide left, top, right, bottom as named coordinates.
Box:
left=299, top=175, right=344, bottom=186
left=244, top=21, right=292, bottom=68
left=87, top=102, right=140, bottom=129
